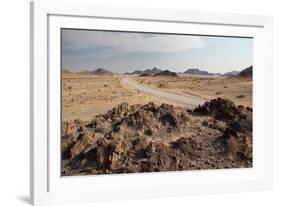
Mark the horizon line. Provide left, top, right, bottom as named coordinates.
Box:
left=62, top=65, right=253, bottom=74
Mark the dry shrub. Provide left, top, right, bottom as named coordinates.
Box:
left=236, top=94, right=245, bottom=98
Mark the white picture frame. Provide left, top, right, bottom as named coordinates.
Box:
left=30, top=1, right=273, bottom=205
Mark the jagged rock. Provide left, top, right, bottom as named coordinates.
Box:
left=193, top=98, right=248, bottom=121
left=61, top=99, right=252, bottom=176
left=70, top=128, right=95, bottom=158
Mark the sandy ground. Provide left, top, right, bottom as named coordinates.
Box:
left=62, top=73, right=252, bottom=121
left=133, top=74, right=252, bottom=107
left=62, top=73, right=188, bottom=121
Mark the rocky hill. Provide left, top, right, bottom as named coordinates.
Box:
left=125, top=70, right=142, bottom=75
left=61, top=98, right=252, bottom=176
left=127, top=67, right=162, bottom=76
left=91, top=68, right=113, bottom=75
left=239, top=66, right=253, bottom=77
left=153, top=70, right=178, bottom=77
left=184, top=68, right=213, bottom=75
left=78, top=68, right=113, bottom=75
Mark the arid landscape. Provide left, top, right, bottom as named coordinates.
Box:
left=61, top=29, right=253, bottom=176
left=133, top=74, right=252, bottom=107
left=61, top=67, right=253, bottom=176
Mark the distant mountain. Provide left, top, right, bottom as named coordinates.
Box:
left=184, top=68, right=212, bottom=75
left=239, top=66, right=253, bottom=77
left=92, top=68, right=113, bottom=75
left=153, top=70, right=178, bottom=77
left=143, top=67, right=162, bottom=75
left=223, top=71, right=239, bottom=76
left=127, top=67, right=162, bottom=75
left=78, top=68, right=113, bottom=75
left=125, top=70, right=143, bottom=75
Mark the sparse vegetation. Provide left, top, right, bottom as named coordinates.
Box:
left=236, top=94, right=245, bottom=98
left=158, top=82, right=168, bottom=88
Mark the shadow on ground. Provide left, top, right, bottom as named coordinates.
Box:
left=17, top=196, right=30, bottom=204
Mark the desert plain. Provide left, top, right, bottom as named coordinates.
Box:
left=62, top=73, right=252, bottom=120
left=61, top=70, right=253, bottom=176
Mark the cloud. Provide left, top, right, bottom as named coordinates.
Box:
left=62, top=29, right=253, bottom=74
left=62, top=29, right=206, bottom=54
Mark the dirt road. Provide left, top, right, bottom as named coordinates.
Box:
left=122, top=77, right=205, bottom=108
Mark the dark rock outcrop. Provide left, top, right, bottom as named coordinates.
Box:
left=153, top=70, right=178, bottom=77
left=78, top=68, right=113, bottom=75
left=184, top=68, right=213, bottom=75
left=239, top=66, right=253, bottom=77
left=62, top=99, right=252, bottom=176
left=129, top=67, right=162, bottom=75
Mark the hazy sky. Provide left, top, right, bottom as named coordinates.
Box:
left=62, top=29, right=253, bottom=73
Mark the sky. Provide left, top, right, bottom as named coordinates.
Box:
left=62, top=29, right=253, bottom=74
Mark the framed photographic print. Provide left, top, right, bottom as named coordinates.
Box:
left=30, top=1, right=273, bottom=205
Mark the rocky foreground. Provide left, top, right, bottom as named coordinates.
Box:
left=61, top=98, right=252, bottom=176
